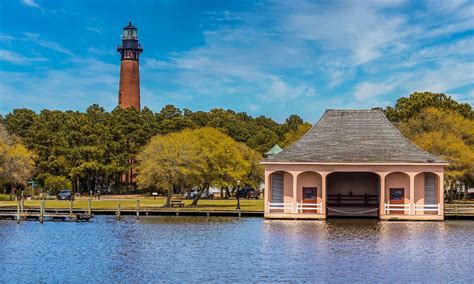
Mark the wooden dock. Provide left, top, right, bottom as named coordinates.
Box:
left=0, top=211, right=93, bottom=222
left=0, top=202, right=262, bottom=222
left=1, top=202, right=473, bottom=222
left=444, top=203, right=474, bottom=218
left=0, top=200, right=93, bottom=223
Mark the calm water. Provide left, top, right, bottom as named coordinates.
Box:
left=0, top=216, right=473, bottom=283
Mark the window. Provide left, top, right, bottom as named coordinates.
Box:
left=390, top=188, right=404, bottom=200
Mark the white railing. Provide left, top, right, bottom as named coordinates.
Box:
left=385, top=203, right=441, bottom=215
left=268, top=202, right=293, bottom=212
left=297, top=203, right=322, bottom=214
left=414, top=204, right=441, bottom=215
left=384, top=203, right=410, bottom=215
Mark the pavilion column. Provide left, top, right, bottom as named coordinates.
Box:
left=264, top=172, right=271, bottom=214
left=379, top=173, right=387, bottom=217
left=438, top=173, right=444, bottom=216
left=292, top=173, right=298, bottom=214
left=321, top=173, right=327, bottom=216
left=409, top=174, right=415, bottom=215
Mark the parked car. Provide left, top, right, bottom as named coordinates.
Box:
left=237, top=187, right=260, bottom=199
left=184, top=190, right=214, bottom=199
left=57, top=190, right=73, bottom=200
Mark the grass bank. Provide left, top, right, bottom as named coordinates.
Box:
left=0, top=196, right=264, bottom=211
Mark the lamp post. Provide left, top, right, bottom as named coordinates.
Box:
left=236, top=180, right=241, bottom=210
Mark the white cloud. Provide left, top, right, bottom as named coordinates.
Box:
left=401, top=61, right=474, bottom=93
left=143, top=58, right=175, bottom=70
left=20, top=0, right=44, bottom=12
left=280, top=0, right=407, bottom=65
left=86, top=18, right=104, bottom=34
left=0, top=49, right=47, bottom=65
left=0, top=58, right=119, bottom=113
left=353, top=82, right=394, bottom=101
left=23, top=32, right=74, bottom=56
left=266, top=77, right=311, bottom=101
left=0, top=34, right=15, bottom=43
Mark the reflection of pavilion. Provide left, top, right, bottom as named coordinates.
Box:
left=262, top=109, right=447, bottom=221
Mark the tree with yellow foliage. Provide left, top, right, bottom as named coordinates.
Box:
left=281, top=123, right=312, bottom=148
left=398, top=107, right=474, bottom=199
left=137, top=127, right=262, bottom=206
left=0, top=123, right=36, bottom=190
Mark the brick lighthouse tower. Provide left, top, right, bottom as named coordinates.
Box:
left=117, top=22, right=143, bottom=109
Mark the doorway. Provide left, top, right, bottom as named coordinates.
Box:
left=389, top=188, right=405, bottom=214
left=302, top=187, right=317, bottom=213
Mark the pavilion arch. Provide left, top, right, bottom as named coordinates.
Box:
left=414, top=172, right=442, bottom=206
left=296, top=171, right=323, bottom=204
left=325, top=172, right=380, bottom=212
left=268, top=171, right=294, bottom=205
left=384, top=172, right=411, bottom=204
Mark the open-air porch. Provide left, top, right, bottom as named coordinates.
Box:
left=264, top=166, right=444, bottom=220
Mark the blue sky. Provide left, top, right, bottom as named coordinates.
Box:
left=0, top=0, right=473, bottom=122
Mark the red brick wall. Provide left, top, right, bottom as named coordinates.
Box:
left=118, top=60, right=140, bottom=110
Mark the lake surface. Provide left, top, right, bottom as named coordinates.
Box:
left=0, top=216, right=473, bottom=283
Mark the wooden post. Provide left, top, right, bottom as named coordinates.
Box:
left=136, top=199, right=140, bottom=219
left=379, top=173, right=386, bottom=217
left=321, top=173, right=327, bottom=216
left=117, top=202, right=121, bottom=220
left=69, top=199, right=73, bottom=214
left=88, top=198, right=92, bottom=215
left=438, top=173, right=444, bottom=216
left=264, top=172, right=270, bottom=214
left=292, top=172, right=298, bottom=214
left=40, top=199, right=45, bottom=223
left=16, top=200, right=20, bottom=224
left=409, top=174, right=415, bottom=215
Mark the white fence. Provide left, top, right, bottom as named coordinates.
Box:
left=268, top=202, right=322, bottom=214
left=414, top=204, right=441, bottom=215
left=384, top=203, right=441, bottom=215
left=297, top=203, right=322, bottom=214
left=268, top=202, right=293, bottom=212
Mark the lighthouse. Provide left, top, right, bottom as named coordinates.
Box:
left=117, top=22, right=143, bottom=109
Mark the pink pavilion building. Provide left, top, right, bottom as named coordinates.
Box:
left=261, top=109, right=447, bottom=221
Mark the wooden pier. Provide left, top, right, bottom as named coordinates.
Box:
left=0, top=200, right=93, bottom=223
left=444, top=203, right=474, bottom=218
left=1, top=201, right=473, bottom=222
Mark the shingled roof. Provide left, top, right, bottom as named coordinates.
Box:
left=263, top=109, right=446, bottom=164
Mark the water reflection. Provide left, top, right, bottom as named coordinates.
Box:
left=0, top=217, right=473, bottom=283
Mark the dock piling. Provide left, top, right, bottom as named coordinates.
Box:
left=16, top=201, right=20, bottom=224
left=136, top=200, right=140, bottom=219
left=39, top=199, right=45, bottom=223
left=116, top=202, right=121, bottom=220
left=88, top=198, right=92, bottom=215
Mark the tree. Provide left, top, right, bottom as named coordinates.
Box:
left=137, top=130, right=202, bottom=206
left=281, top=123, right=312, bottom=148
left=281, top=114, right=304, bottom=133
left=398, top=107, right=474, bottom=199
left=384, top=92, right=473, bottom=123
left=44, top=174, right=72, bottom=195
left=137, top=127, right=256, bottom=206
left=189, top=128, right=248, bottom=205
left=0, top=123, right=36, bottom=189
left=2, top=104, right=299, bottom=194
left=247, top=127, right=279, bottom=153
left=236, top=143, right=264, bottom=188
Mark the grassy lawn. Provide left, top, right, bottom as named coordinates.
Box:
left=0, top=194, right=12, bottom=201
left=0, top=196, right=264, bottom=211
